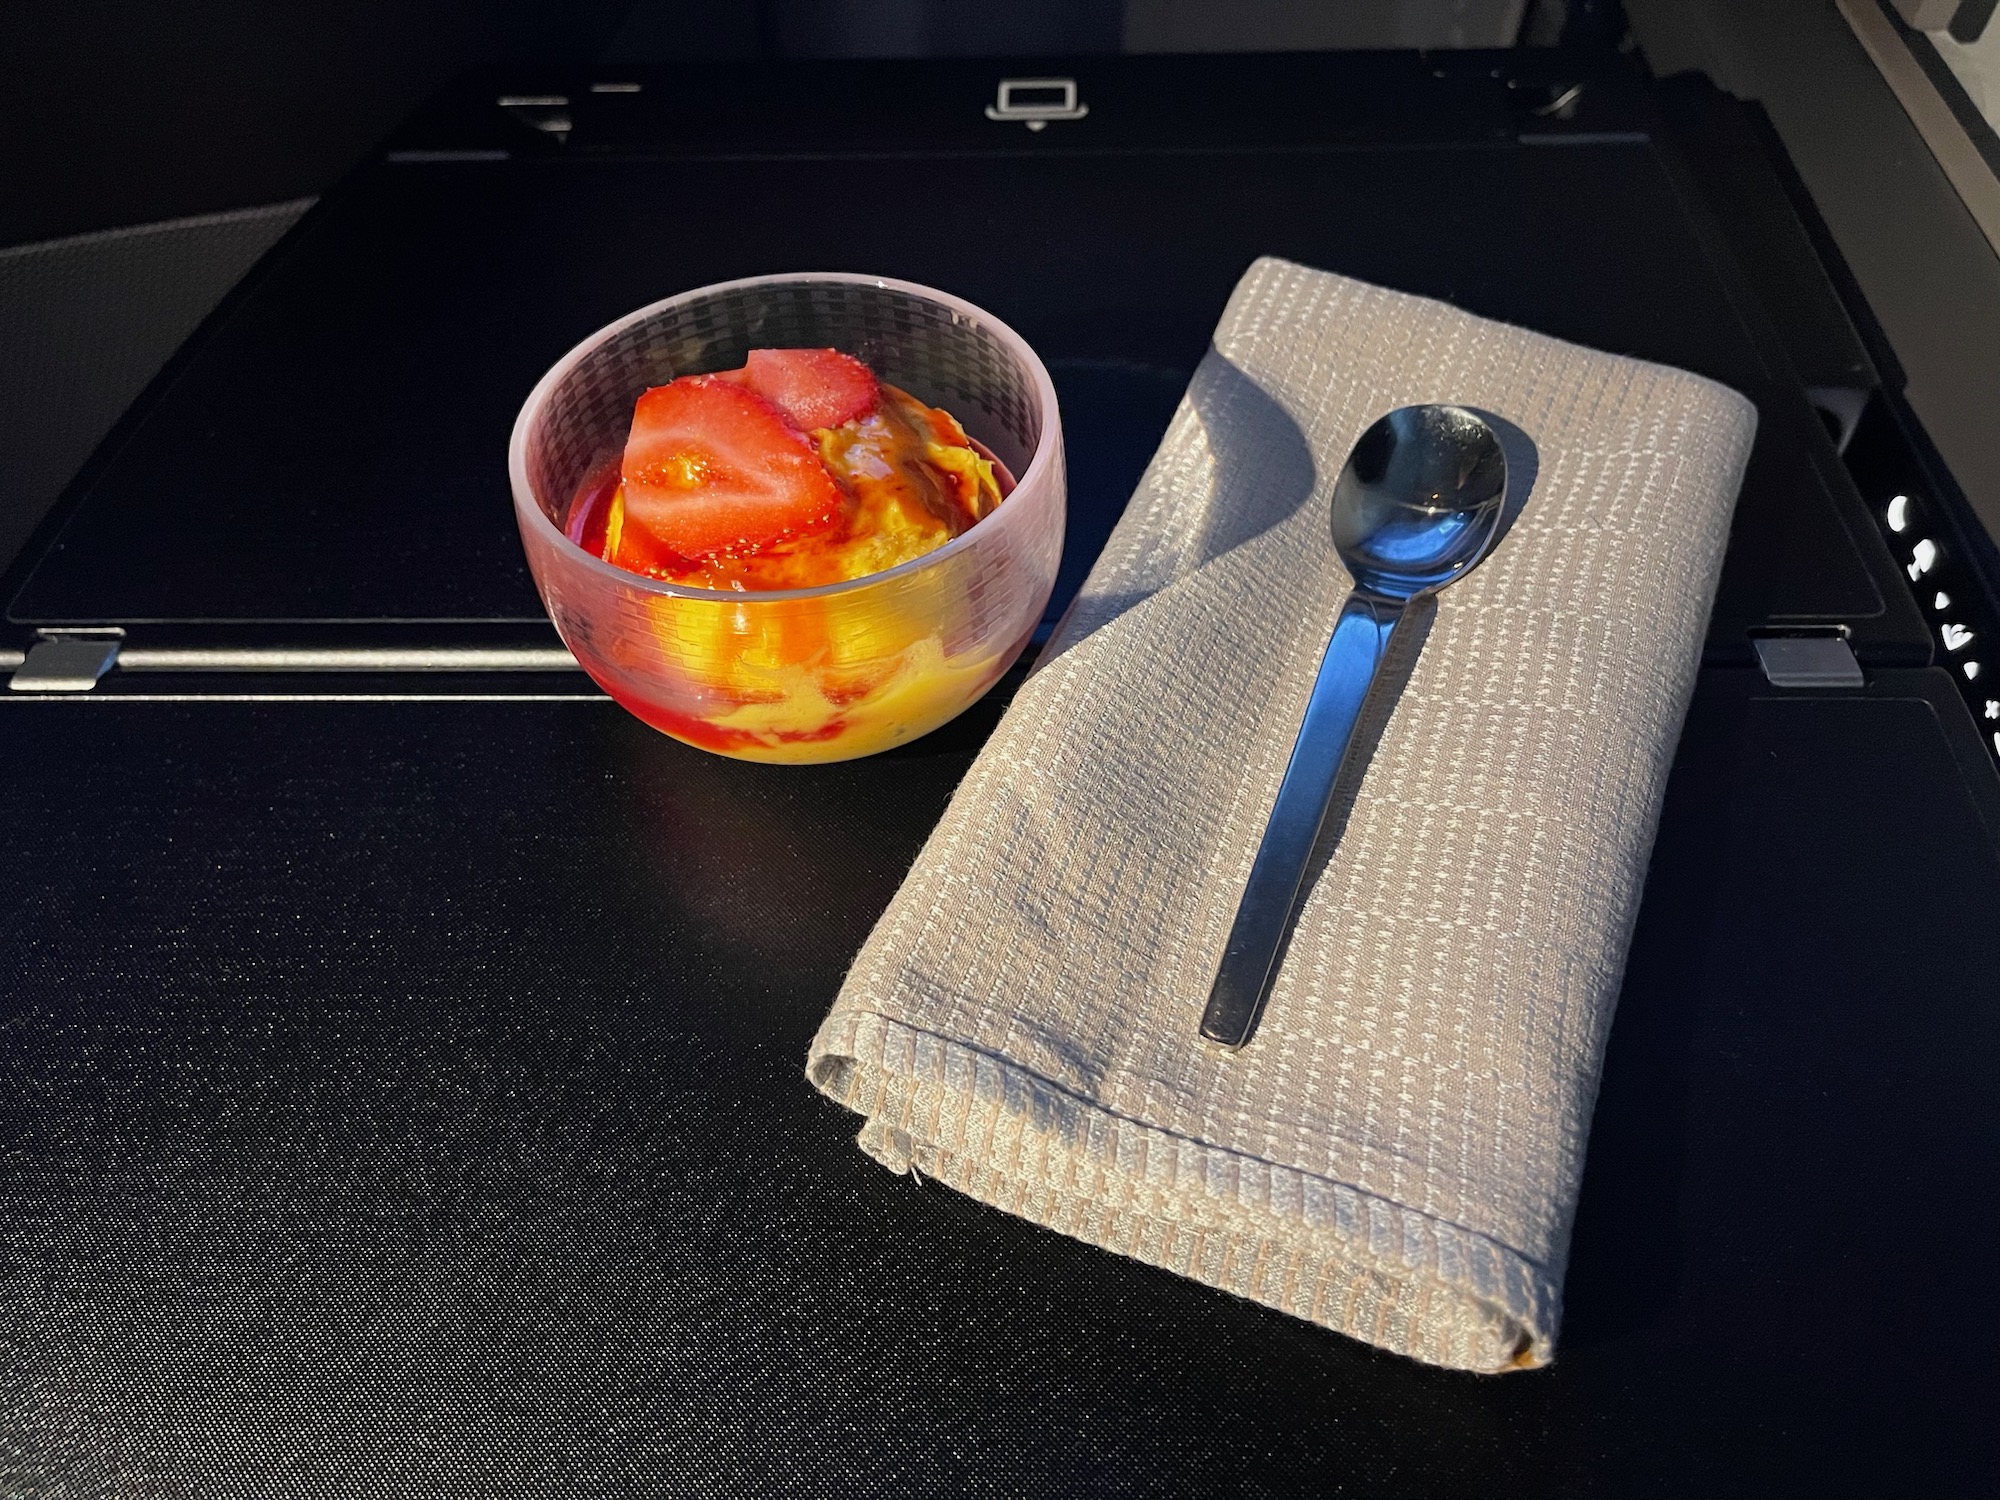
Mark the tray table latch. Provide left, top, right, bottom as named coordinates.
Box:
left=8, top=631, right=123, bottom=692
left=984, top=78, right=1089, bottom=131
left=1752, top=632, right=1864, bottom=688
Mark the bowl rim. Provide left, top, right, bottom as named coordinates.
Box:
left=507, top=271, right=1063, bottom=603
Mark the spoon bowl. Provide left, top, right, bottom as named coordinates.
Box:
left=1331, top=404, right=1507, bottom=598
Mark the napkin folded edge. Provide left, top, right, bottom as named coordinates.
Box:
left=811, top=1007, right=1558, bottom=1372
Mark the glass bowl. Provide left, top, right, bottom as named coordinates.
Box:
left=509, top=273, right=1065, bottom=764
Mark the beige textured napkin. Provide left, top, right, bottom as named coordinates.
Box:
left=806, top=256, right=1757, bottom=1372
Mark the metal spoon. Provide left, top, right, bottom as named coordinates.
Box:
left=1199, top=404, right=1509, bottom=1050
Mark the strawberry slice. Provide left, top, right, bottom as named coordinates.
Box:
left=735, top=348, right=878, bottom=431
left=620, top=376, right=843, bottom=559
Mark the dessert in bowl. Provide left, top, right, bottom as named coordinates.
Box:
left=509, top=274, right=1065, bottom=763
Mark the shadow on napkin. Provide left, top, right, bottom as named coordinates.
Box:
left=1041, top=348, right=1317, bottom=662
left=1465, top=407, right=1540, bottom=551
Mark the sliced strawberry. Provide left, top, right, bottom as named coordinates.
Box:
left=737, top=348, right=878, bottom=431
left=620, top=376, right=843, bottom=559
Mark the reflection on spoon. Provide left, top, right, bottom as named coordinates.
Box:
left=1200, top=404, right=1508, bottom=1051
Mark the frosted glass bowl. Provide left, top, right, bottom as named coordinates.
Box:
left=509, top=273, right=1065, bottom=763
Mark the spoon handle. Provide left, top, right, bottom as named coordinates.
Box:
left=1200, top=590, right=1407, bottom=1050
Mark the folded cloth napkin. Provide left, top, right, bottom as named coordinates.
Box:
left=806, top=256, right=1757, bottom=1372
